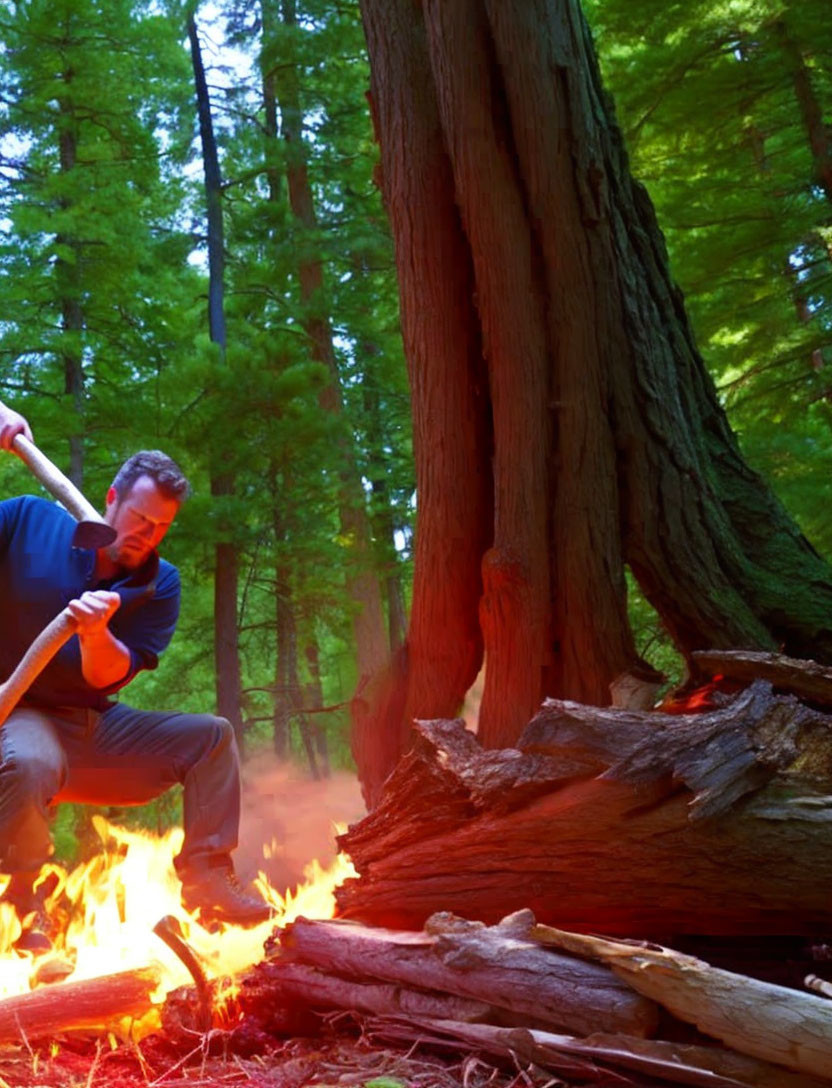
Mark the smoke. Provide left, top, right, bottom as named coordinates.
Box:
left=234, top=754, right=366, bottom=895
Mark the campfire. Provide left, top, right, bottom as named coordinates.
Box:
left=0, top=815, right=354, bottom=1041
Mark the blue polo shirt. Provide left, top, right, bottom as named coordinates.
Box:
left=0, top=495, right=180, bottom=710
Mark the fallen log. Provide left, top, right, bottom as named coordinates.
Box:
left=0, top=965, right=162, bottom=1044
left=336, top=682, right=832, bottom=934
left=534, top=925, right=832, bottom=1081
left=272, top=911, right=658, bottom=1037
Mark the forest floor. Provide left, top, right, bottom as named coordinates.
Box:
left=0, top=1027, right=569, bottom=1088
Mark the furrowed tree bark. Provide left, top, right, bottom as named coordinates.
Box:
left=356, top=0, right=492, bottom=804
left=421, top=1, right=553, bottom=746
left=469, top=0, right=643, bottom=716
left=272, top=912, right=659, bottom=1037
left=355, top=0, right=832, bottom=802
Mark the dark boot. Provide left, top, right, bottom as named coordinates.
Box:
left=3, top=871, right=54, bottom=953
left=180, top=859, right=273, bottom=927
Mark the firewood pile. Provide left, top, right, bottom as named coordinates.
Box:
left=228, top=909, right=832, bottom=1087
left=3, top=649, right=832, bottom=1087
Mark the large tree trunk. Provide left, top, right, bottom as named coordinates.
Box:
left=336, top=679, right=832, bottom=936
left=357, top=0, right=493, bottom=804
left=355, top=0, right=832, bottom=802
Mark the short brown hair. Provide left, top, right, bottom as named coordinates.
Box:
left=112, top=450, right=191, bottom=502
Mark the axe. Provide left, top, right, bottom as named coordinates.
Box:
left=0, top=608, right=78, bottom=728
left=11, top=434, right=116, bottom=549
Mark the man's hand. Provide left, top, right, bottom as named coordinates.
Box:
left=0, top=401, right=34, bottom=452
left=70, top=591, right=131, bottom=689
left=68, top=590, right=121, bottom=637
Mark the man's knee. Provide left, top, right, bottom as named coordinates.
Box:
left=200, top=714, right=235, bottom=751
left=177, top=714, right=238, bottom=770
left=0, top=711, right=66, bottom=807
left=0, top=751, right=64, bottom=807
left=0, top=752, right=62, bottom=872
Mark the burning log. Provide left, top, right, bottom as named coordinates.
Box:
left=0, top=965, right=161, bottom=1044
left=336, top=681, right=832, bottom=935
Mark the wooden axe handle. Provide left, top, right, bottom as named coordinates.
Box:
left=0, top=608, right=78, bottom=728
left=12, top=434, right=109, bottom=532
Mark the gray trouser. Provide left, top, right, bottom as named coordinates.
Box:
left=0, top=702, right=241, bottom=878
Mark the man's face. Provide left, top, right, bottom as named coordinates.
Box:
left=103, top=474, right=180, bottom=570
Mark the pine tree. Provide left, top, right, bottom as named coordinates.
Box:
left=0, top=0, right=195, bottom=488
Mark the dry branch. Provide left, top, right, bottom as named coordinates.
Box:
left=368, top=1016, right=832, bottom=1088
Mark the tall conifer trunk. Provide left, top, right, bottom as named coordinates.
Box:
left=356, top=0, right=832, bottom=803
left=268, top=0, right=389, bottom=780
left=56, top=62, right=84, bottom=488
left=188, top=12, right=244, bottom=749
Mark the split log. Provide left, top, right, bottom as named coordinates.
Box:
left=268, top=912, right=659, bottom=1037
left=0, top=965, right=162, bottom=1044
left=692, top=649, right=832, bottom=709
left=534, top=925, right=832, bottom=1080
left=249, top=961, right=493, bottom=1022
left=337, top=682, right=832, bottom=935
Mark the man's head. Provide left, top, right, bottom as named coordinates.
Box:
left=102, top=451, right=190, bottom=571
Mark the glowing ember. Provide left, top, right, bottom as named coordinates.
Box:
left=659, top=674, right=725, bottom=714
left=0, top=816, right=356, bottom=1036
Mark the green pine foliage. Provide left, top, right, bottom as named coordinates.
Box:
left=584, top=0, right=832, bottom=553
left=0, top=0, right=198, bottom=484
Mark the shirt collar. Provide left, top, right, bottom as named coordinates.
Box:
left=78, top=547, right=161, bottom=589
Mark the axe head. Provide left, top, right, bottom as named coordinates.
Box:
left=72, top=520, right=117, bottom=549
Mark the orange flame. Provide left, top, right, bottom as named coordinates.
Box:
left=659, top=674, right=725, bottom=714
left=0, top=815, right=355, bottom=1036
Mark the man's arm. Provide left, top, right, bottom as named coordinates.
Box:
left=68, top=590, right=131, bottom=689
left=0, top=400, right=33, bottom=451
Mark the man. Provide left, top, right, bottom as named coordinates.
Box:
left=0, top=400, right=271, bottom=942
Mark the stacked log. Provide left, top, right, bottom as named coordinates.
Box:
left=233, top=909, right=832, bottom=1087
